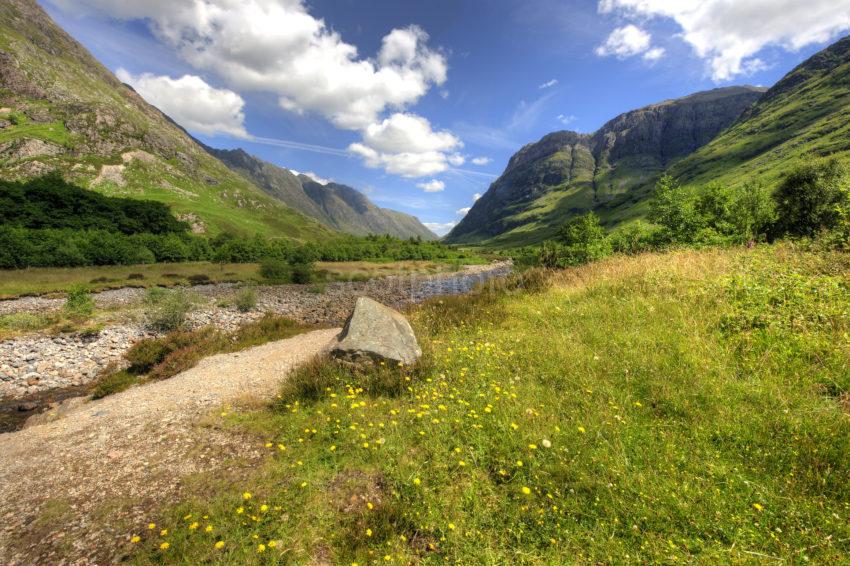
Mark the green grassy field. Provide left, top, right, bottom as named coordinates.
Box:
left=0, top=260, right=471, bottom=298
left=126, top=244, right=850, bottom=563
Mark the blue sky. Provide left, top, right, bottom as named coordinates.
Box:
left=43, top=0, right=850, bottom=234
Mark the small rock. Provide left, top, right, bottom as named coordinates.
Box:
left=17, top=402, right=37, bottom=412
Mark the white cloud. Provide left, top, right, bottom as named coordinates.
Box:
left=471, top=156, right=491, bottom=166
left=116, top=69, right=248, bottom=138
left=538, top=78, right=559, bottom=89
left=416, top=179, right=446, bottom=192
left=291, top=169, right=331, bottom=185
left=456, top=207, right=471, bottom=216
left=598, top=0, right=850, bottom=81
left=642, top=47, right=666, bottom=61
left=595, top=24, right=653, bottom=58
left=557, top=114, right=577, bottom=126
left=473, top=192, right=481, bottom=201
left=65, top=1, right=448, bottom=131
left=423, top=221, right=457, bottom=236
left=448, top=153, right=465, bottom=166
left=349, top=113, right=463, bottom=177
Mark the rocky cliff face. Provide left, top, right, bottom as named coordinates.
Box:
left=211, top=148, right=437, bottom=240
left=446, top=86, right=764, bottom=246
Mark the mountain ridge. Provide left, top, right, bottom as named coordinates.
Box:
left=0, top=0, right=332, bottom=241
left=207, top=147, right=437, bottom=240
left=447, top=86, right=765, bottom=245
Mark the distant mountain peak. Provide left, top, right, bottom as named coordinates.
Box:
left=207, top=148, right=437, bottom=240
left=447, top=85, right=764, bottom=246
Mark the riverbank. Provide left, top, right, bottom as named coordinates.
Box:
left=0, top=262, right=511, bottom=402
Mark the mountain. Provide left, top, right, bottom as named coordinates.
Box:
left=0, top=0, right=331, bottom=241
left=668, top=35, right=850, bottom=189
left=208, top=148, right=437, bottom=240
left=446, top=86, right=765, bottom=246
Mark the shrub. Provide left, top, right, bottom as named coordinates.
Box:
left=609, top=220, right=662, bottom=254
left=540, top=212, right=612, bottom=268
left=143, top=288, right=197, bottom=331
left=64, top=284, right=94, bottom=318
left=91, top=370, right=139, bottom=399
left=125, top=337, right=172, bottom=373
left=772, top=159, right=849, bottom=237
left=187, top=273, right=211, bottom=285
left=648, top=175, right=703, bottom=243
left=290, top=261, right=315, bottom=284
left=234, top=287, right=258, bottom=312
left=259, top=258, right=290, bottom=283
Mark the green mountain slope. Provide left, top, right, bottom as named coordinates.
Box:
left=209, top=147, right=437, bottom=240
left=0, top=0, right=332, bottom=241
left=446, top=87, right=764, bottom=246
left=669, top=35, right=850, bottom=189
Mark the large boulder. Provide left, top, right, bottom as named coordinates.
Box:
left=332, top=297, right=421, bottom=365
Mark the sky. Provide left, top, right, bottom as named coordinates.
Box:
left=43, top=0, right=850, bottom=235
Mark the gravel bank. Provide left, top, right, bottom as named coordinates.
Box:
left=0, top=262, right=511, bottom=399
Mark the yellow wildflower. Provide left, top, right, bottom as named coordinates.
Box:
left=214, top=541, right=225, bottom=550
left=130, top=536, right=140, bottom=543
left=160, top=542, right=170, bottom=550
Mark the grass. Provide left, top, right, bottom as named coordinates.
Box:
left=0, top=260, right=469, bottom=298
left=127, top=243, right=850, bottom=563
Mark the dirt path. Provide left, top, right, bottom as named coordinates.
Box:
left=0, top=327, right=340, bottom=565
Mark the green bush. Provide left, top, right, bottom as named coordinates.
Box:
left=125, top=338, right=172, bottom=373
left=91, top=370, right=139, bottom=399
left=538, top=212, right=612, bottom=268
left=290, top=261, right=315, bottom=284
left=772, top=159, right=849, bottom=237
left=259, top=258, right=290, bottom=283
left=64, top=284, right=94, bottom=318
left=143, top=288, right=197, bottom=331
left=234, top=287, right=258, bottom=312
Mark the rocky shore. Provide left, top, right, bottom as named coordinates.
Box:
left=0, top=262, right=511, bottom=400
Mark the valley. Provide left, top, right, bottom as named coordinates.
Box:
left=1, top=0, right=849, bottom=563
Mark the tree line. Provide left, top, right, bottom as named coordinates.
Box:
left=0, top=176, right=469, bottom=269
left=530, top=159, right=850, bottom=269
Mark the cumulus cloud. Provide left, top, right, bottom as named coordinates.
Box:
left=471, top=156, right=491, bottom=166
left=557, top=114, right=577, bottom=126
left=642, top=47, right=666, bottom=61
left=59, top=0, right=462, bottom=178
left=448, top=154, right=465, bottom=166
left=65, top=1, right=448, bottom=130
left=291, top=169, right=330, bottom=184
left=423, top=221, right=457, bottom=236
left=598, top=0, right=850, bottom=81
left=456, top=207, right=471, bottom=216
left=416, top=179, right=446, bottom=192
left=595, top=24, right=653, bottom=58
left=473, top=192, right=481, bottom=201
left=539, top=78, right=559, bottom=89
left=117, top=69, right=248, bottom=138
left=348, top=113, right=463, bottom=177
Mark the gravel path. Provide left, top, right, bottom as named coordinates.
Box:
left=0, top=327, right=341, bottom=565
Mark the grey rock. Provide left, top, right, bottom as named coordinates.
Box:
left=332, top=297, right=421, bottom=365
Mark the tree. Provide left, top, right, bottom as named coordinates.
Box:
left=539, top=212, right=612, bottom=268
left=772, top=159, right=849, bottom=237
left=648, top=175, right=701, bottom=243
